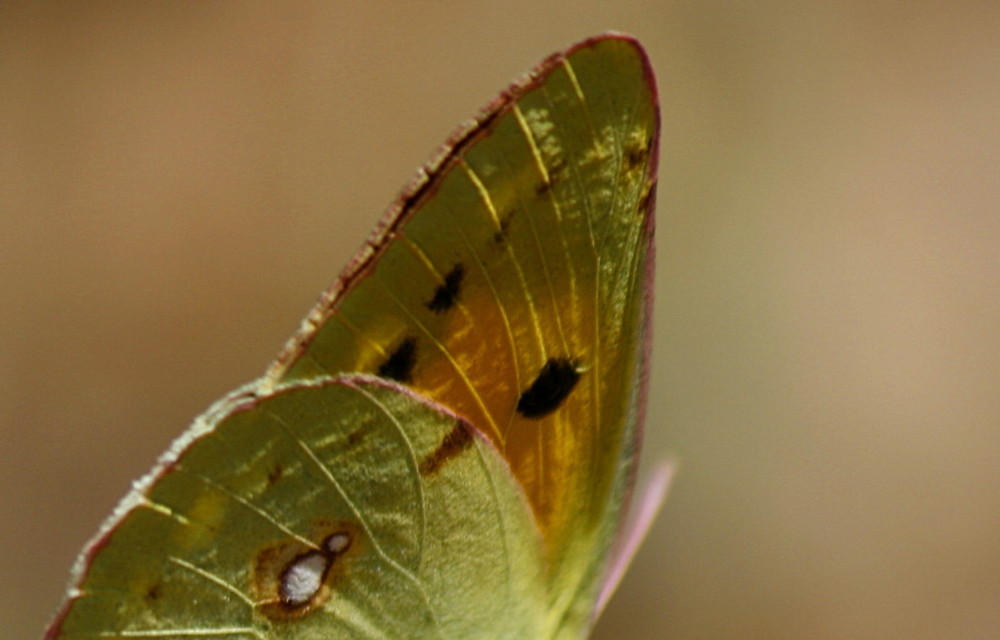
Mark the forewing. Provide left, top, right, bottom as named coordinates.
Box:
left=269, top=36, right=659, bottom=624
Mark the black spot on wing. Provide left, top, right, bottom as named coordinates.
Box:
left=426, top=263, right=465, bottom=313
left=516, top=357, right=581, bottom=419
left=377, top=337, right=417, bottom=382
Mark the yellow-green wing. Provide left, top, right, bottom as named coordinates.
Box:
left=268, top=34, right=659, bottom=633
left=46, top=377, right=548, bottom=639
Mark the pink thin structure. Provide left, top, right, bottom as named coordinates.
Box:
left=595, top=460, right=676, bottom=616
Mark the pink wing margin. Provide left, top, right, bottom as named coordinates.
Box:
left=591, top=30, right=667, bottom=619
left=595, top=460, right=677, bottom=616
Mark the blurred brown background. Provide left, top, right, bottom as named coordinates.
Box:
left=3, top=2, right=998, bottom=638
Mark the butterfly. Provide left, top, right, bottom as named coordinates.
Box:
left=45, top=32, right=663, bottom=639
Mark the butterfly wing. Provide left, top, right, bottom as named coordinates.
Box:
left=46, top=376, right=548, bottom=639
left=268, top=34, right=659, bottom=632
left=46, top=33, right=659, bottom=640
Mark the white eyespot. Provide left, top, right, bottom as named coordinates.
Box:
left=280, top=552, right=328, bottom=607
left=326, top=532, right=351, bottom=554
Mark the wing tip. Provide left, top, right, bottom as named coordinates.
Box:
left=269, top=32, right=661, bottom=382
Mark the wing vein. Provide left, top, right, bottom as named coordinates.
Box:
left=173, top=468, right=317, bottom=550
left=399, top=234, right=475, bottom=323
left=447, top=220, right=523, bottom=441
left=511, top=104, right=571, bottom=358
left=375, top=279, right=501, bottom=437
left=168, top=556, right=257, bottom=609
left=561, top=57, right=604, bottom=462
left=265, top=408, right=441, bottom=634
left=348, top=383, right=429, bottom=571
left=460, top=160, right=548, bottom=365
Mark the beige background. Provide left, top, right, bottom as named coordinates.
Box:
left=3, top=2, right=998, bottom=638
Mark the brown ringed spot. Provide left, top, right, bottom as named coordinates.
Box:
left=419, top=420, right=474, bottom=476
left=516, top=357, right=581, bottom=419
left=325, top=531, right=351, bottom=554
left=253, top=522, right=358, bottom=622
left=279, top=551, right=328, bottom=608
